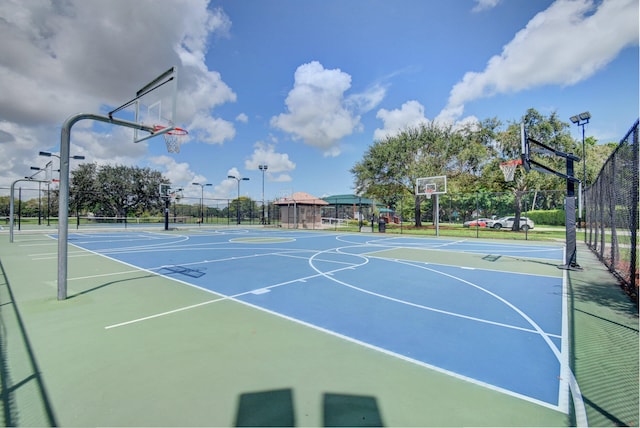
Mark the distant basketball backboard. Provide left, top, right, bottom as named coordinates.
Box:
left=159, top=183, right=171, bottom=199
left=416, top=175, right=447, bottom=196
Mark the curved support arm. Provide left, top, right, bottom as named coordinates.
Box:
left=57, top=113, right=155, bottom=300
left=9, top=178, right=50, bottom=243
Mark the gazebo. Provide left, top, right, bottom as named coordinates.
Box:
left=274, top=192, right=328, bottom=229
left=322, top=194, right=378, bottom=222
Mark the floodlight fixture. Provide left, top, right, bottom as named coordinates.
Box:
left=570, top=111, right=592, bottom=238
left=227, top=175, right=250, bottom=224
left=258, top=164, right=268, bottom=224
left=39, top=151, right=85, bottom=160
left=192, top=182, right=212, bottom=224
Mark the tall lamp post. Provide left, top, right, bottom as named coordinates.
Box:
left=228, top=175, right=250, bottom=225
left=192, top=182, right=212, bottom=225
left=569, top=111, right=590, bottom=239
left=39, top=151, right=85, bottom=226
left=29, top=166, right=46, bottom=225
left=172, top=188, right=183, bottom=223
left=258, top=164, right=268, bottom=224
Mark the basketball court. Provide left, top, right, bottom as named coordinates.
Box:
left=1, top=227, right=585, bottom=426
left=67, top=228, right=571, bottom=409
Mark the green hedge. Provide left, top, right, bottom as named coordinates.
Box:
left=526, top=209, right=567, bottom=226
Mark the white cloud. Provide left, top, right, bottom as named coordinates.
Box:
left=438, top=0, right=639, bottom=123
left=269, top=174, right=292, bottom=183
left=220, top=167, right=250, bottom=198
left=374, top=101, right=430, bottom=140
left=236, top=113, right=249, bottom=123
left=472, top=0, right=502, bottom=13
left=150, top=156, right=198, bottom=187
left=244, top=142, right=296, bottom=183
left=0, top=0, right=236, bottom=186
left=271, top=61, right=384, bottom=157
left=188, top=113, right=236, bottom=144
left=346, top=84, right=387, bottom=114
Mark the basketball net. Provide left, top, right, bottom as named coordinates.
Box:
left=426, top=189, right=433, bottom=199
left=154, top=125, right=188, bottom=153
left=500, top=159, right=522, bottom=182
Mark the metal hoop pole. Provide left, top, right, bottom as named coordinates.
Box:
left=58, top=113, right=155, bottom=300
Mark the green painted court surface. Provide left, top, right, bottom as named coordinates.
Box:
left=0, top=226, right=637, bottom=427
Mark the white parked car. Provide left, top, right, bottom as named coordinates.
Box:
left=491, top=216, right=534, bottom=231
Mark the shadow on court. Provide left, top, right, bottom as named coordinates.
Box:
left=0, top=258, right=57, bottom=427
left=234, top=388, right=384, bottom=427
left=67, top=273, right=158, bottom=299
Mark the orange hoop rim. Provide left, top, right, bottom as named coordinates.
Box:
left=500, top=158, right=522, bottom=167
left=153, top=125, right=188, bottom=135
left=499, top=158, right=521, bottom=182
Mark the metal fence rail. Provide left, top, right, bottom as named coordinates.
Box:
left=585, top=119, right=639, bottom=305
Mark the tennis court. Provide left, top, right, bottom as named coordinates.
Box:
left=2, top=226, right=637, bottom=426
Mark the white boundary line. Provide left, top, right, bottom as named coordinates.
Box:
left=67, top=230, right=584, bottom=417
left=561, top=245, right=589, bottom=427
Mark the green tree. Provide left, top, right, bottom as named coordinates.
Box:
left=70, top=163, right=98, bottom=216
left=228, top=196, right=258, bottom=223
left=495, top=108, right=577, bottom=229
left=70, top=163, right=168, bottom=217
left=352, top=121, right=497, bottom=227
left=0, top=196, right=9, bottom=217
left=583, top=137, right=616, bottom=186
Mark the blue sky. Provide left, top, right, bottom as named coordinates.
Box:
left=1, top=0, right=638, bottom=203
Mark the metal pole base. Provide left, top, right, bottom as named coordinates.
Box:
left=557, top=263, right=583, bottom=271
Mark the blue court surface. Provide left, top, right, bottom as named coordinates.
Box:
left=65, top=229, right=571, bottom=413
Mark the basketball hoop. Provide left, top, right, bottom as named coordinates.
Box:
left=154, top=125, right=188, bottom=153
left=426, top=189, right=433, bottom=199
left=500, top=159, right=522, bottom=182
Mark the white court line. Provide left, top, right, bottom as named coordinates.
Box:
left=322, top=249, right=562, bottom=337
left=104, top=256, right=362, bottom=330
left=561, top=248, right=588, bottom=427
left=68, top=269, right=144, bottom=281
left=327, top=245, right=585, bottom=420
left=18, top=242, right=58, bottom=247
left=85, top=230, right=585, bottom=420
left=335, top=234, right=563, bottom=262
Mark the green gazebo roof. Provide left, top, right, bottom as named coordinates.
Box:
left=322, top=194, right=376, bottom=205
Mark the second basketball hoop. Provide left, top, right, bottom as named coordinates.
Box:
left=499, top=159, right=522, bottom=182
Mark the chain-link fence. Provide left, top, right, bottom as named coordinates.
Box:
left=414, top=190, right=566, bottom=224
left=584, top=119, right=639, bottom=304
left=0, top=184, right=53, bottom=228
left=264, top=190, right=569, bottom=232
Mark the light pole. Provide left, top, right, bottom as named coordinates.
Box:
left=192, top=182, right=212, bottom=225
left=29, top=166, right=46, bottom=224
left=40, top=151, right=85, bottom=162
left=38, top=151, right=84, bottom=226
left=258, top=164, right=268, bottom=224
left=228, top=175, right=250, bottom=224
left=172, top=188, right=183, bottom=223
left=570, top=111, right=590, bottom=238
